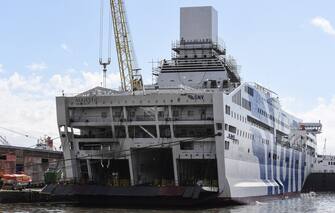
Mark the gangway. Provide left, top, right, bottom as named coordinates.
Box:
left=300, top=122, right=322, bottom=134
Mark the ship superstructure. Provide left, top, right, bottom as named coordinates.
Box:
left=55, top=6, right=322, bottom=204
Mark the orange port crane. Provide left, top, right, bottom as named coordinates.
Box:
left=108, top=0, right=143, bottom=92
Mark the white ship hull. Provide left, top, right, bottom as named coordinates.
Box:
left=53, top=6, right=321, bottom=206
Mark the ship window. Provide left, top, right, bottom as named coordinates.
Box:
left=159, top=125, right=171, bottom=138
left=128, top=125, right=157, bottom=138
left=157, top=106, right=169, bottom=121
left=247, top=116, right=274, bottom=133
left=70, top=141, right=73, bottom=150
left=115, top=126, right=126, bottom=138
left=225, top=141, right=230, bottom=150
left=232, top=90, right=242, bottom=106
left=101, top=111, right=107, bottom=118
left=73, top=128, right=81, bottom=136
left=203, top=81, right=208, bottom=88
left=273, top=154, right=277, bottom=160
left=41, top=158, right=49, bottom=164
left=242, top=98, right=251, bottom=111
left=225, top=105, right=231, bottom=115
left=187, top=110, right=194, bottom=117
left=180, top=142, right=194, bottom=150
left=228, top=125, right=236, bottom=134
left=174, top=125, right=214, bottom=138
left=216, top=123, right=222, bottom=130
left=129, top=111, right=135, bottom=118
left=210, top=80, right=217, bottom=88
left=127, top=107, right=156, bottom=121
left=113, top=108, right=124, bottom=121
left=79, top=142, right=100, bottom=150
left=158, top=111, right=164, bottom=118
left=245, top=86, right=254, bottom=97
left=173, top=110, right=179, bottom=117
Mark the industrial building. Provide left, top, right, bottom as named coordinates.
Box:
left=0, top=145, right=63, bottom=185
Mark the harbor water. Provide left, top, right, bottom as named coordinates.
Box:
left=0, top=192, right=334, bottom=213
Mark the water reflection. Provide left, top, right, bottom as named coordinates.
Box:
left=1, top=193, right=335, bottom=213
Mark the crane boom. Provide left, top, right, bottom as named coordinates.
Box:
left=109, top=0, right=143, bottom=92
left=0, top=136, right=10, bottom=145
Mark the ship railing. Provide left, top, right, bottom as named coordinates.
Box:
left=70, top=115, right=161, bottom=123
left=70, top=116, right=113, bottom=123
left=127, top=115, right=156, bottom=122
left=74, top=134, right=114, bottom=139
left=172, top=39, right=226, bottom=54
left=71, top=116, right=215, bottom=123
left=248, top=82, right=279, bottom=100
left=172, top=114, right=214, bottom=121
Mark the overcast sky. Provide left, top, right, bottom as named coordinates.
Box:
left=0, top=0, right=334, bottom=153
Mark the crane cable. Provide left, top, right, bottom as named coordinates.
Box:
left=0, top=126, right=38, bottom=140
left=99, top=0, right=112, bottom=88
left=99, top=0, right=112, bottom=60
left=99, top=0, right=104, bottom=60
left=0, top=126, right=60, bottom=150
left=16, top=134, right=221, bottom=172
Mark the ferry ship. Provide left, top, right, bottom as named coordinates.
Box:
left=52, top=6, right=322, bottom=206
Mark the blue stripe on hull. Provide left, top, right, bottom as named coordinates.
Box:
left=279, top=147, right=284, bottom=194
left=301, top=153, right=306, bottom=189
left=290, top=150, right=295, bottom=192
left=283, top=149, right=290, bottom=193
left=267, top=143, right=272, bottom=195
left=273, top=145, right=278, bottom=194
left=295, top=151, right=299, bottom=192
left=251, top=129, right=307, bottom=196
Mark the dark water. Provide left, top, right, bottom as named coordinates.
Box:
left=0, top=193, right=334, bottom=213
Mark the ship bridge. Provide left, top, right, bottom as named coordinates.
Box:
left=156, top=6, right=240, bottom=91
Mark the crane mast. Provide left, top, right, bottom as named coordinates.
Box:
left=109, top=0, right=143, bottom=92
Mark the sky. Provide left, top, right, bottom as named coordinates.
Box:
left=0, top=0, right=335, bottom=153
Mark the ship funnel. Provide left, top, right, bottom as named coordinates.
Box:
left=180, top=6, right=218, bottom=43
